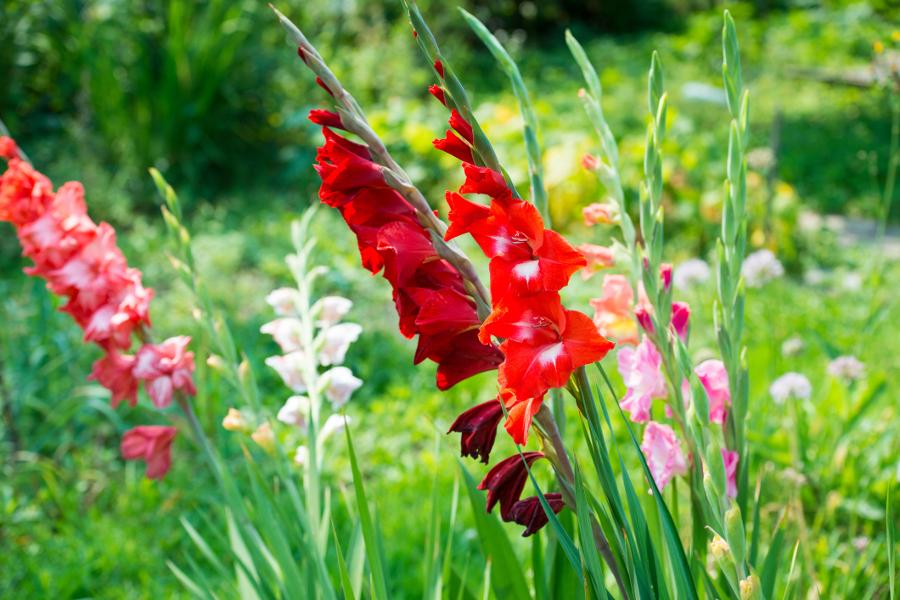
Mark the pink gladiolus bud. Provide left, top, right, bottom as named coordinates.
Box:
left=578, top=243, right=615, bottom=280
left=581, top=153, right=600, bottom=171
left=660, top=263, right=673, bottom=291
left=722, top=449, right=739, bottom=498
left=582, top=202, right=616, bottom=226
left=634, top=305, right=654, bottom=335
left=641, top=421, right=688, bottom=492
left=671, top=301, right=690, bottom=341
left=133, top=336, right=197, bottom=408
left=121, top=425, right=177, bottom=480
left=695, top=359, right=731, bottom=424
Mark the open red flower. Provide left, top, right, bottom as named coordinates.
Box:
left=121, top=425, right=177, bottom=480
left=478, top=451, right=544, bottom=520
left=448, top=399, right=504, bottom=463
left=88, top=351, right=138, bottom=408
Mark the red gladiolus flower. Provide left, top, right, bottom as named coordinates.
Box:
left=478, top=451, right=544, bottom=520
left=433, top=130, right=473, bottom=163
left=121, top=425, right=177, bottom=480
left=308, top=109, right=344, bottom=129
left=448, top=399, right=504, bottom=463
left=509, top=493, right=565, bottom=537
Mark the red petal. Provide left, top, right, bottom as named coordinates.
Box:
left=479, top=291, right=564, bottom=345
left=433, top=130, right=474, bottom=163
left=503, top=395, right=543, bottom=445
left=428, top=84, right=447, bottom=106
left=460, top=163, right=513, bottom=203
left=308, top=109, right=344, bottom=129
left=449, top=109, right=474, bottom=143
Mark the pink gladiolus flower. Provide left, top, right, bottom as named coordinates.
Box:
left=321, top=366, right=362, bottom=408
left=577, top=243, right=615, bottom=280
left=590, top=274, right=639, bottom=345
left=319, top=322, right=362, bottom=366
left=265, top=351, right=308, bottom=392
left=617, top=337, right=667, bottom=422
left=722, top=449, right=739, bottom=498
left=133, top=337, right=197, bottom=408
left=695, top=359, right=730, bottom=424
left=261, top=317, right=304, bottom=353
left=582, top=202, right=616, bottom=226
left=314, top=296, right=353, bottom=327
left=88, top=351, right=138, bottom=408
left=641, top=421, right=688, bottom=492
left=121, top=425, right=177, bottom=480
left=265, top=287, right=303, bottom=316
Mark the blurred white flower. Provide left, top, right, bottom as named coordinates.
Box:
left=746, top=147, right=775, bottom=171
left=293, top=445, right=309, bottom=467
left=277, top=395, right=310, bottom=427
left=314, top=296, right=353, bottom=328
left=321, top=366, right=362, bottom=408
left=852, top=536, right=870, bottom=552
left=769, top=372, right=812, bottom=404
left=261, top=318, right=304, bottom=353
left=320, top=414, right=351, bottom=443
left=741, top=249, right=784, bottom=287
left=826, top=355, right=865, bottom=381
left=265, top=351, right=308, bottom=392
left=673, top=258, right=711, bottom=290
left=266, top=287, right=303, bottom=316
left=804, top=268, right=826, bottom=286
left=319, top=323, right=363, bottom=366
left=781, top=336, right=805, bottom=357
left=840, top=271, right=863, bottom=292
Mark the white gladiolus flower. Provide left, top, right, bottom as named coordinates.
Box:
left=319, top=414, right=351, bottom=443
left=265, top=351, right=308, bottom=392
left=293, top=445, right=309, bottom=466
left=277, top=395, right=310, bottom=427
left=741, top=249, right=784, bottom=287
left=314, top=296, right=353, bottom=328
left=321, top=366, right=362, bottom=408
left=319, top=323, right=362, bottom=366
left=261, top=318, right=304, bottom=353
left=826, top=355, right=865, bottom=381
left=840, top=272, right=863, bottom=292
left=673, top=258, right=711, bottom=290
left=781, top=336, right=805, bottom=357
left=266, top=287, right=303, bottom=316
left=769, top=372, right=812, bottom=404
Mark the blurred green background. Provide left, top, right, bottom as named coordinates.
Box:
left=2, top=0, right=899, bottom=597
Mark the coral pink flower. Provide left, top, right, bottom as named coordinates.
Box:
left=578, top=243, right=615, bottom=280
left=617, top=337, right=667, bottom=422
left=120, top=425, right=177, bottom=480
left=640, top=421, right=688, bottom=491
left=582, top=202, right=616, bottom=226
left=590, top=274, right=639, bottom=345
left=133, top=337, right=197, bottom=408
left=88, top=351, right=138, bottom=408
left=695, top=359, right=730, bottom=424
left=722, top=449, right=739, bottom=498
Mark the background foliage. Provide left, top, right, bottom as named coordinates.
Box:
left=1, top=0, right=899, bottom=597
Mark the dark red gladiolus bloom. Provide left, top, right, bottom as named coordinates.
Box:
left=479, top=451, right=544, bottom=520
left=311, top=116, right=503, bottom=389
left=448, top=399, right=504, bottom=463
left=509, top=493, right=565, bottom=537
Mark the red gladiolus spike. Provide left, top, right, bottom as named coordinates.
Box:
left=308, top=109, right=344, bottom=129
left=478, top=451, right=544, bottom=520
left=509, top=494, right=565, bottom=536
left=121, top=425, right=177, bottom=480
left=316, top=76, right=334, bottom=96
left=479, top=291, right=564, bottom=345
left=449, top=109, right=474, bottom=144
left=448, top=399, right=504, bottom=464
left=434, top=59, right=445, bottom=78
left=433, top=130, right=474, bottom=163
left=428, top=84, right=447, bottom=106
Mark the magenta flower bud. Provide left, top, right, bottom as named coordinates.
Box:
left=660, top=263, right=673, bottom=291
left=635, top=304, right=654, bottom=335
left=508, top=493, right=565, bottom=537
left=448, top=399, right=504, bottom=464
left=671, top=301, right=690, bottom=341
left=478, top=451, right=544, bottom=520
